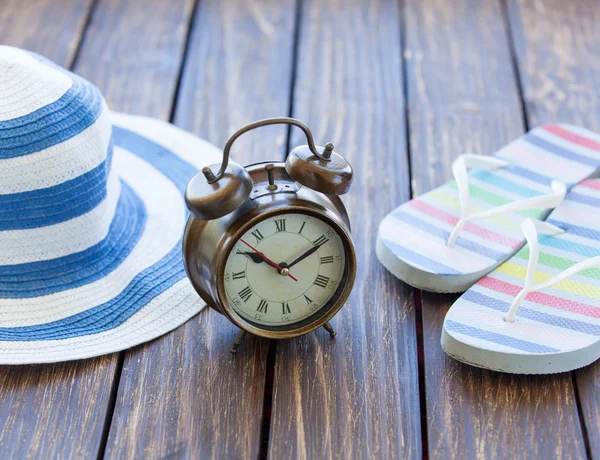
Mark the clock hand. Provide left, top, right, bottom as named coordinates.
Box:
left=236, top=250, right=265, bottom=264
left=242, top=247, right=290, bottom=275
left=239, top=239, right=298, bottom=282
left=286, top=242, right=324, bottom=269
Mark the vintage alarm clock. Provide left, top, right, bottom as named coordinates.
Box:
left=182, top=118, right=356, bottom=352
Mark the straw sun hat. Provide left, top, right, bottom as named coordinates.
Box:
left=0, top=45, right=221, bottom=364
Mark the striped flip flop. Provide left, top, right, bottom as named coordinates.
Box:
left=442, top=178, right=600, bottom=374
left=377, top=124, right=600, bottom=292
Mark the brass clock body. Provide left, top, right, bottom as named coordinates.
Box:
left=182, top=117, right=355, bottom=351
left=183, top=162, right=357, bottom=340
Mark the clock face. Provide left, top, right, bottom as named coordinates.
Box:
left=222, top=212, right=347, bottom=327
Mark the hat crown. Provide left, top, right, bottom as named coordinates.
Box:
left=0, top=46, right=115, bottom=266
left=0, top=46, right=216, bottom=364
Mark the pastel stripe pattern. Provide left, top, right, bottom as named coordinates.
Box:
left=378, top=124, right=600, bottom=280
left=0, top=46, right=223, bottom=364
left=444, top=178, right=600, bottom=360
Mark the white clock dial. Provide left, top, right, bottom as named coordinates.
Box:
left=222, top=212, right=347, bottom=326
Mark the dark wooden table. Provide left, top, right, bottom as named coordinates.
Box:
left=1, top=0, right=599, bottom=458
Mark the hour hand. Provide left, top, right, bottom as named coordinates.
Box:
left=237, top=250, right=264, bottom=264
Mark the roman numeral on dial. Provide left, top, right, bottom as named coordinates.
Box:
left=251, top=229, right=264, bottom=241
left=257, top=299, right=268, bottom=313
left=304, top=295, right=313, bottom=305
left=313, top=235, right=329, bottom=247
left=314, top=274, right=329, bottom=288
left=275, top=219, right=286, bottom=232
left=282, top=302, right=291, bottom=314
left=232, top=270, right=246, bottom=279
left=320, top=256, right=334, bottom=264
left=238, top=286, right=253, bottom=302
left=299, top=221, right=306, bottom=234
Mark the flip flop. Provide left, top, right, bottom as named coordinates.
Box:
left=442, top=178, right=600, bottom=374
left=377, top=124, right=600, bottom=292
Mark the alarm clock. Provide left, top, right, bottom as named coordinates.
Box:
left=182, top=118, right=356, bottom=353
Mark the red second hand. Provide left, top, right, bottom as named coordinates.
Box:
left=240, top=239, right=298, bottom=282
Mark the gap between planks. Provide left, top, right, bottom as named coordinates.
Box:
left=67, top=3, right=132, bottom=459
left=99, top=0, right=299, bottom=457
left=398, top=0, right=429, bottom=455
left=500, top=1, right=588, bottom=456
left=86, top=0, right=203, bottom=457
left=259, top=0, right=304, bottom=457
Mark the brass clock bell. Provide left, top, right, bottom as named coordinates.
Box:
left=182, top=117, right=356, bottom=352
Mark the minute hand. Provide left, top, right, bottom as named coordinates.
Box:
left=286, top=244, right=321, bottom=269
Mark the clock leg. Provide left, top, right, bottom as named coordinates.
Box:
left=230, top=330, right=248, bottom=354
left=323, top=322, right=336, bottom=338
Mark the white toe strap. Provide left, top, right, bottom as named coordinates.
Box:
left=505, top=218, right=600, bottom=322
left=447, top=154, right=567, bottom=247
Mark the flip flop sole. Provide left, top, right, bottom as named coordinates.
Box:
left=376, top=234, right=500, bottom=292
left=441, top=327, right=600, bottom=374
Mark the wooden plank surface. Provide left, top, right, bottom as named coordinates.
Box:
left=103, top=1, right=299, bottom=458
left=0, top=0, right=93, bottom=65
left=0, top=358, right=117, bottom=459
left=75, top=0, right=198, bottom=453
left=0, top=2, right=118, bottom=459
left=268, top=0, right=422, bottom=458
left=507, top=0, right=600, bottom=456
left=74, top=0, right=196, bottom=119
left=405, top=0, right=587, bottom=457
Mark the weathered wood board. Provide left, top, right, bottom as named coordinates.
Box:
left=75, top=0, right=196, bottom=119
left=103, top=1, right=298, bottom=458
left=0, top=0, right=93, bottom=66
left=405, top=0, right=587, bottom=457
left=268, top=0, right=422, bottom=458
left=507, top=0, right=600, bottom=457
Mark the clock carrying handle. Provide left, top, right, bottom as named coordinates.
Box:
left=203, top=117, right=332, bottom=184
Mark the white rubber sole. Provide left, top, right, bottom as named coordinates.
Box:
left=375, top=233, right=506, bottom=293
left=441, top=328, right=600, bottom=374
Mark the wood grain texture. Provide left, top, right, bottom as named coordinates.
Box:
left=268, top=0, right=421, bottom=458
left=506, top=0, right=600, bottom=129
left=0, top=0, right=94, bottom=66
left=405, top=0, right=587, bottom=457
left=575, top=363, right=600, bottom=459
left=0, top=2, right=116, bottom=459
left=422, top=294, right=585, bottom=458
left=0, top=357, right=118, bottom=458
left=104, top=1, right=298, bottom=458
left=507, top=0, right=600, bottom=456
left=75, top=0, right=196, bottom=118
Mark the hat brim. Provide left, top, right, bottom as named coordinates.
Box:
left=0, top=113, right=221, bottom=364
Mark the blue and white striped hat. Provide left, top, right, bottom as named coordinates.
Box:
left=0, top=46, right=221, bottom=364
